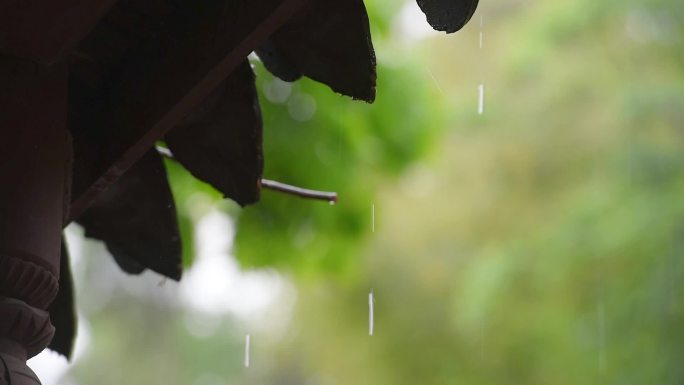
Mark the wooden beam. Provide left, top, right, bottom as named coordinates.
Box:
left=69, top=0, right=308, bottom=221
left=0, top=0, right=118, bottom=65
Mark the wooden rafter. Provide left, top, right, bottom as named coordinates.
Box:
left=68, top=0, right=309, bottom=221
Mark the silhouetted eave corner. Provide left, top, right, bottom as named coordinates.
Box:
left=416, top=0, right=480, bottom=33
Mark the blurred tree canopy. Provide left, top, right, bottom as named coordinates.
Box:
left=280, top=0, right=684, bottom=384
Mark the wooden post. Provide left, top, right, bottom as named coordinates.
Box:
left=0, top=56, right=70, bottom=384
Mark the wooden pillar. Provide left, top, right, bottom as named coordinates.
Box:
left=0, top=56, right=69, bottom=384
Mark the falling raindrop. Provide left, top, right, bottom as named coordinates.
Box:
left=478, top=14, right=486, bottom=116
left=244, top=334, right=251, bottom=368
left=426, top=68, right=444, bottom=95
left=597, top=301, right=606, bottom=375
left=479, top=15, right=484, bottom=49
left=371, top=203, right=375, bottom=233
left=479, top=322, right=485, bottom=360
left=368, top=290, right=375, bottom=336
left=478, top=83, right=485, bottom=115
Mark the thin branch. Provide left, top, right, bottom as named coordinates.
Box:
left=261, top=179, right=338, bottom=204
left=156, top=145, right=338, bottom=203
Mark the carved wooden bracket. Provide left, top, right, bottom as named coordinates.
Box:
left=0, top=297, right=52, bottom=384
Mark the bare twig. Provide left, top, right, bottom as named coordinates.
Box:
left=156, top=145, right=338, bottom=203
left=260, top=179, right=337, bottom=203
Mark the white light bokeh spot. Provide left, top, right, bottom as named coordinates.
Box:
left=179, top=210, right=288, bottom=323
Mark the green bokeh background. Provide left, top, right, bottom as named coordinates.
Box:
left=46, top=0, right=684, bottom=384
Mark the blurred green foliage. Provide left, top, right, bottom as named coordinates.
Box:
left=60, top=0, right=684, bottom=384
left=166, top=0, right=447, bottom=277
left=234, top=59, right=446, bottom=277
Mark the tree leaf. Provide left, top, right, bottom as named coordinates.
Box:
left=416, top=0, right=479, bottom=33
left=76, top=150, right=182, bottom=280
left=256, top=0, right=376, bottom=102
left=165, top=60, right=263, bottom=207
